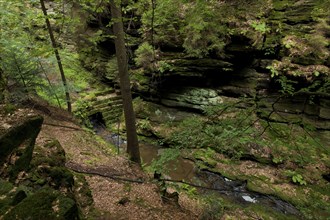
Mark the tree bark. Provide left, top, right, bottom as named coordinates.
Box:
left=0, top=66, right=9, bottom=104
left=110, top=1, right=141, bottom=164
left=39, top=0, right=72, bottom=112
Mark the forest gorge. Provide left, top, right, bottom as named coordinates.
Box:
left=0, top=0, right=330, bottom=219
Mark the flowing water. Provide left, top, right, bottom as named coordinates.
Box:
left=138, top=143, right=299, bottom=216
left=90, top=116, right=300, bottom=216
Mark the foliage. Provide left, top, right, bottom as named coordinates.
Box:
left=251, top=21, right=270, bottom=34
left=72, top=98, right=93, bottom=128
left=167, top=103, right=261, bottom=159
left=181, top=1, right=226, bottom=58
left=0, top=0, right=87, bottom=106
left=266, top=65, right=279, bottom=78
left=180, top=183, right=197, bottom=196
left=0, top=1, right=43, bottom=101
left=133, top=0, right=272, bottom=58
left=2, top=104, right=17, bottom=115
left=284, top=170, right=307, bottom=186
left=199, top=193, right=225, bottom=220
left=276, top=76, right=297, bottom=95
left=134, top=42, right=154, bottom=69
left=148, top=148, right=180, bottom=175
left=135, top=0, right=184, bottom=46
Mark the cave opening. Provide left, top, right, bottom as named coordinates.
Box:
left=88, top=112, right=106, bottom=130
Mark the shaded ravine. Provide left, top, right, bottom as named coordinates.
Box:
left=90, top=117, right=300, bottom=217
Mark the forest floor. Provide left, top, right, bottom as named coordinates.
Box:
left=31, top=102, right=200, bottom=220
left=3, top=98, right=329, bottom=219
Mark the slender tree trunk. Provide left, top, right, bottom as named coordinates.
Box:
left=0, top=66, right=9, bottom=104
left=39, top=0, right=72, bottom=112
left=151, top=0, right=155, bottom=49
left=110, top=0, right=141, bottom=164
left=37, top=59, right=62, bottom=108
left=13, top=55, right=28, bottom=93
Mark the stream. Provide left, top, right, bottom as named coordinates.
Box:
left=90, top=115, right=300, bottom=217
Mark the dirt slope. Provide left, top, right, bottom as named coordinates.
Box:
left=32, top=104, right=198, bottom=219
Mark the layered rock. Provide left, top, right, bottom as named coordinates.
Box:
left=78, top=0, right=330, bottom=129
left=135, top=0, right=329, bottom=129
left=73, top=88, right=123, bottom=127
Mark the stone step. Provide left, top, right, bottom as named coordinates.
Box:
left=93, top=102, right=111, bottom=110
left=93, top=100, right=123, bottom=109
left=103, top=108, right=123, bottom=117
left=86, top=107, right=112, bottom=116
left=81, top=103, right=123, bottom=116
left=105, top=118, right=121, bottom=126
left=94, top=88, right=116, bottom=96
left=90, top=96, right=122, bottom=106
left=103, top=114, right=121, bottom=123
left=103, top=110, right=122, bottom=118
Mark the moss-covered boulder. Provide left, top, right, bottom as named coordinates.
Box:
left=0, top=107, right=90, bottom=219
left=27, top=139, right=74, bottom=190
left=0, top=114, right=43, bottom=181
left=2, top=187, right=79, bottom=220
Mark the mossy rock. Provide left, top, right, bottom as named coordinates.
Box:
left=48, top=167, right=74, bottom=189
left=193, top=149, right=217, bottom=168
left=0, top=115, right=44, bottom=181
left=3, top=188, right=79, bottom=220
left=30, top=140, right=66, bottom=168
left=29, top=140, right=74, bottom=189
left=73, top=174, right=94, bottom=216
left=0, top=179, right=32, bottom=216
left=0, top=179, right=16, bottom=216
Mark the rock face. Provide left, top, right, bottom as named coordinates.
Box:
left=140, top=0, right=329, bottom=129
left=0, top=108, right=81, bottom=219
left=79, top=0, right=330, bottom=129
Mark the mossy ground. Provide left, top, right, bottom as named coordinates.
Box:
left=2, top=188, right=78, bottom=220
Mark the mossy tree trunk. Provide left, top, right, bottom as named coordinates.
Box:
left=39, top=0, right=72, bottom=112
left=110, top=0, right=141, bottom=164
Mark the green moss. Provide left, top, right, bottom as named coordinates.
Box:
left=244, top=203, right=298, bottom=220
left=48, top=167, right=74, bottom=189
left=2, top=103, right=17, bottom=114
left=246, top=178, right=275, bottom=195
left=272, top=0, right=291, bottom=11
left=3, top=188, right=78, bottom=220
left=44, top=140, right=67, bottom=164
left=0, top=179, right=14, bottom=195
left=0, top=179, right=15, bottom=216
left=73, top=174, right=93, bottom=210
left=193, top=149, right=218, bottom=168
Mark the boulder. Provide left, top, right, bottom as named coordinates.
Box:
left=0, top=115, right=43, bottom=181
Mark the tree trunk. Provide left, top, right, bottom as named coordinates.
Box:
left=0, top=66, right=9, bottom=104
left=110, top=0, right=141, bottom=164
left=39, top=0, right=72, bottom=112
